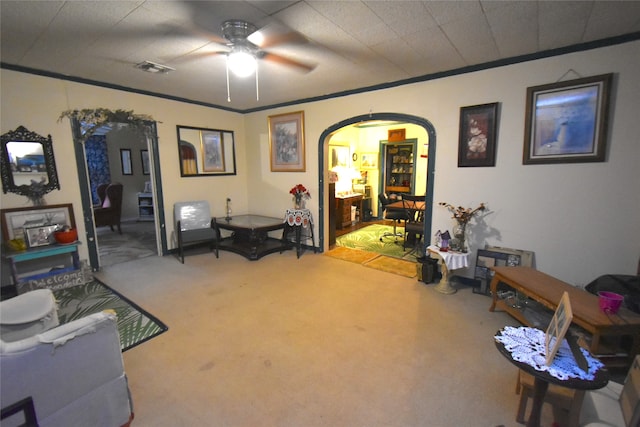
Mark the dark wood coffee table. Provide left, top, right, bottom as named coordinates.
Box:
left=215, top=215, right=288, bottom=260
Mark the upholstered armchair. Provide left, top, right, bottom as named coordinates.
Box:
left=94, top=182, right=124, bottom=234
left=1, top=291, right=133, bottom=427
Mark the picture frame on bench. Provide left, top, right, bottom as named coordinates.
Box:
left=473, top=246, right=534, bottom=295
left=1, top=203, right=75, bottom=242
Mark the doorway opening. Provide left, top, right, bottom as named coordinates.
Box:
left=69, top=119, right=167, bottom=271
left=318, top=113, right=436, bottom=254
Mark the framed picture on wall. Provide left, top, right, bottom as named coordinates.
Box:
left=360, top=153, right=378, bottom=169
left=120, top=149, right=132, bottom=175
left=329, top=145, right=350, bottom=169
left=458, top=102, right=499, bottom=167
left=268, top=111, right=305, bottom=172
left=201, top=131, right=225, bottom=172
left=141, top=149, right=150, bottom=175
left=523, top=73, right=613, bottom=164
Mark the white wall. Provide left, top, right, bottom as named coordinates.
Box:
left=0, top=70, right=248, bottom=259
left=2, top=40, right=639, bottom=286
left=244, top=41, right=640, bottom=286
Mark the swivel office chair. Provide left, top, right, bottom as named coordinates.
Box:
left=379, top=193, right=406, bottom=243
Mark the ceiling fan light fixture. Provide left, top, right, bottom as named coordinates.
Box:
left=227, top=48, right=256, bottom=77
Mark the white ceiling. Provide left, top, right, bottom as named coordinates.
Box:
left=2, top=1, right=639, bottom=112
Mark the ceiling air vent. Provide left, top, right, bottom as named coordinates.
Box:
left=135, top=61, right=175, bottom=74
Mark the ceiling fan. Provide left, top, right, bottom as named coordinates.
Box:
left=219, top=20, right=316, bottom=76
left=200, top=19, right=316, bottom=102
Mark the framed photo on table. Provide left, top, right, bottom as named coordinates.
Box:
left=458, top=102, right=499, bottom=167
left=24, top=224, right=58, bottom=247
left=1, top=203, right=76, bottom=242
left=545, top=292, right=573, bottom=365
left=269, top=111, right=305, bottom=172
left=523, top=73, right=613, bottom=165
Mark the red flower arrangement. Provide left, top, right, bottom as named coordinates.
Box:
left=290, top=184, right=311, bottom=208
left=289, top=184, right=311, bottom=199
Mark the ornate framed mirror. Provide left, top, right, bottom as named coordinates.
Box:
left=177, top=125, right=237, bottom=177
left=1, top=126, right=60, bottom=204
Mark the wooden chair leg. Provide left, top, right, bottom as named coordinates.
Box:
left=515, top=370, right=529, bottom=424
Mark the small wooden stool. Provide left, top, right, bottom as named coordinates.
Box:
left=515, top=369, right=585, bottom=427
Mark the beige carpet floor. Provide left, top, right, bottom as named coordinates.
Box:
left=95, top=250, right=565, bottom=427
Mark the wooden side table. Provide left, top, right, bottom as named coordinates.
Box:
left=427, top=245, right=469, bottom=294
left=495, top=326, right=609, bottom=427
left=282, top=209, right=316, bottom=258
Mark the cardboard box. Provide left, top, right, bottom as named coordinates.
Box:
left=620, top=355, right=640, bottom=427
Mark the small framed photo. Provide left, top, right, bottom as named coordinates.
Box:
left=201, top=131, right=225, bottom=172
left=24, top=224, right=58, bottom=247
left=523, top=73, right=613, bottom=164
left=545, top=291, right=573, bottom=365
left=141, top=149, right=150, bottom=175
left=360, top=153, right=378, bottom=170
left=458, top=103, right=499, bottom=167
left=269, top=111, right=305, bottom=172
left=120, top=149, right=132, bottom=175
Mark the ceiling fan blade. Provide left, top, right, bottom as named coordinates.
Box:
left=261, top=52, right=316, bottom=73
left=248, top=22, right=309, bottom=48
left=171, top=50, right=227, bottom=64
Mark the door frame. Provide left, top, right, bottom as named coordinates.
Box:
left=317, top=113, right=436, bottom=253
left=71, top=119, right=167, bottom=271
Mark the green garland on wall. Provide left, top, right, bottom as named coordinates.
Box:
left=58, top=108, right=154, bottom=140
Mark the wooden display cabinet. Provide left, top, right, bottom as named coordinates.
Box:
left=382, top=140, right=416, bottom=195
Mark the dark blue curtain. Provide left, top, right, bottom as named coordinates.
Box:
left=85, top=135, right=110, bottom=205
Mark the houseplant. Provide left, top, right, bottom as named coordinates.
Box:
left=439, top=202, right=486, bottom=252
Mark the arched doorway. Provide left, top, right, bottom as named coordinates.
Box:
left=317, top=113, right=436, bottom=253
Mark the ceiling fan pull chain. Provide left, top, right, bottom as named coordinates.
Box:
left=226, top=58, right=231, bottom=102
left=255, top=63, right=259, bottom=101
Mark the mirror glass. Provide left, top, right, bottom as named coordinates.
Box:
left=1, top=126, right=60, bottom=202
left=177, top=125, right=236, bottom=176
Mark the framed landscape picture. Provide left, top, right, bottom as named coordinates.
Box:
left=269, top=111, right=305, bottom=172
left=458, top=102, right=499, bottom=167
left=1, top=203, right=75, bottom=242
left=201, top=131, right=225, bottom=172
left=360, top=153, right=378, bottom=169
left=523, top=73, right=613, bottom=164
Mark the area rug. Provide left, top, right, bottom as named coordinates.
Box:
left=363, top=255, right=418, bottom=278
left=324, top=246, right=380, bottom=264
left=336, top=224, right=416, bottom=260
left=53, top=279, right=168, bottom=352
left=97, top=220, right=157, bottom=267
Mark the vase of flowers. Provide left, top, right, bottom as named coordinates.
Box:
left=439, top=202, right=486, bottom=252
left=290, top=184, right=311, bottom=209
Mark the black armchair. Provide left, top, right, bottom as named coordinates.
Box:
left=93, top=183, right=123, bottom=234
left=402, top=194, right=425, bottom=254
